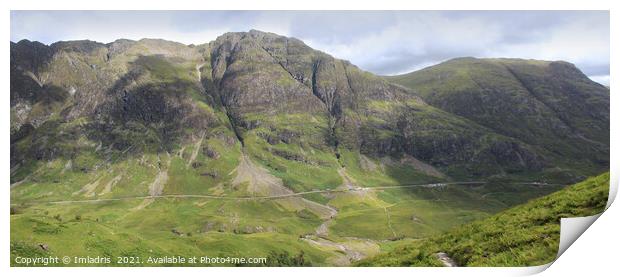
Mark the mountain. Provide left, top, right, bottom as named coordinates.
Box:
left=357, top=172, right=609, bottom=266
left=10, top=31, right=609, bottom=189
left=9, top=30, right=610, bottom=266
left=386, top=57, right=610, bottom=181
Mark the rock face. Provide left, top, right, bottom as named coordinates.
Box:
left=10, top=30, right=609, bottom=189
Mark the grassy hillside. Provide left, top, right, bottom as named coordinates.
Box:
left=357, top=172, right=609, bottom=267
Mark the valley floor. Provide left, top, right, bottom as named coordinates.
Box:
left=11, top=176, right=565, bottom=266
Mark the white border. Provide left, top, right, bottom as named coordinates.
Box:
left=2, top=1, right=616, bottom=276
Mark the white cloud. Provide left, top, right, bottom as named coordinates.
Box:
left=10, top=11, right=609, bottom=77
left=589, top=75, right=610, bottom=86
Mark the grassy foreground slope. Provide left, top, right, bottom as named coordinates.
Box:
left=357, top=172, right=609, bottom=267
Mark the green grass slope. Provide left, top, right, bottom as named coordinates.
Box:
left=357, top=172, right=609, bottom=267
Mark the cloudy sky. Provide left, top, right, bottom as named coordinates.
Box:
left=11, top=11, right=610, bottom=85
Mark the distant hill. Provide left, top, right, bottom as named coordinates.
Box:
left=386, top=58, right=610, bottom=182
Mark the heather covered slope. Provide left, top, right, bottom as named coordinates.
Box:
left=386, top=58, right=610, bottom=182
left=357, top=172, right=610, bottom=267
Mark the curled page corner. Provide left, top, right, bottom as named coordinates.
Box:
left=557, top=214, right=602, bottom=257
left=520, top=263, right=553, bottom=275
left=606, top=172, right=618, bottom=209
left=517, top=218, right=604, bottom=275
left=540, top=174, right=618, bottom=272
left=519, top=176, right=616, bottom=275
left=517, top=215, right=600, bottom=275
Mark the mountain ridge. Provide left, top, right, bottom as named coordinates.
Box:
left=11, top=30, right=609, bottom=190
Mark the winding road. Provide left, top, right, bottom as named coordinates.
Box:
left=13, top=181, right=490, bottom=206
left=11, top=181, right=562, bottom=207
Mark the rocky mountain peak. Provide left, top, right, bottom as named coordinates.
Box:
left=9, top=31, right=610, bottom=184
